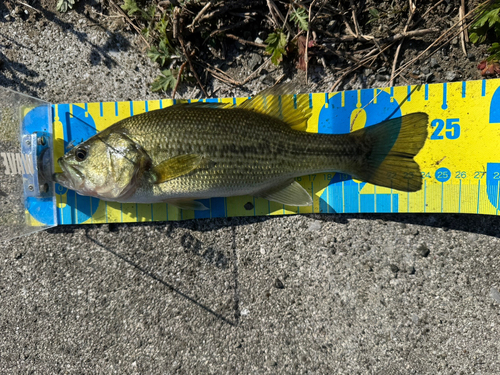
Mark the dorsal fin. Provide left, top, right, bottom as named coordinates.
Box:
left=174, top=101, right=231, bottom=109
left=237, top=83, right=312, bottom=131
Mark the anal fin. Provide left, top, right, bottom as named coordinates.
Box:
left=165, top=199, right=209, bottom=211
left=256, top=180, right=312, bottom=206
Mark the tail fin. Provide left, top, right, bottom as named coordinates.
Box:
left=354, top=113, right=429, bottom=192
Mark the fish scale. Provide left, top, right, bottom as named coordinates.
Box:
left=118, top=107, right=358, bottom=201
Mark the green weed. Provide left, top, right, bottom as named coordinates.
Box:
left=120, top=0, right=180, bottom=91
left=151, top=69, right=179, bottom=92
left=469, top=0, right=500, bottom=61
left=366, top=7, right=381, bottom=25
left=57, top=0, right=78, bottom=13
left=265, top=29, right=287, bottom=66
left=56, top=0, right=323, bottom=89
left=290, top=8, right=309, bottom=31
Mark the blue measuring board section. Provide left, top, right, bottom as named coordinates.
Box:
left=194, top=198, right=226, bottom=219
left=53, top=104, right=100, bottom=225
left=485, top=88, right=500, bottom=212
left=491, top=86, right=500, bottom=123
left=486, top=163, right=500, bottom=211
left=318, top=173, right=398, bottom=213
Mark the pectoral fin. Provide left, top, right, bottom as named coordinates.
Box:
left=165, top=199, right=209, bottom=211
left=153, top=154, right=204, bottom=184
left=257, top=180, right=312, bottom=206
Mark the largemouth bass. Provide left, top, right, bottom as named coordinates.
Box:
left=54, top=86, right=428, bottom=210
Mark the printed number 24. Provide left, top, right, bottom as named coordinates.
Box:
left=430, top=118, right=460, bottom=140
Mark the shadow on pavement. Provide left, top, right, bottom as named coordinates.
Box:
left=84, top=228, right=240, bottom=327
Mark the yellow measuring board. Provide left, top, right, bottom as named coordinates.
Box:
left=43, top=78, right=500, bottom=225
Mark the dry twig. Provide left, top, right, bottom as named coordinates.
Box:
left=107, top=0, right=150, bottom=48
left=305, top=0, right=318, bottom=84
left=173, top=7, right=208, bottom=97
left=389, top=0, right=417, bottom=86
left=200, top=57, right=272, bottom=87
left=418, top=0, right=447, bottom=25
left=342, top=18, right=357, bottom=38
left=226, top=34, right=266, bottom=48
left=329, top=42, right=395, bottom=92
left=459, top=0, right=468, bottom=55
left=266, top=0, right=294, bottom=35
left=372, top=38, right=388, bottom=62
left=393, top=2, right=485, bottom=81
left=172, top=60, right=189, bottom=99
left=349, top=0, right=360, bottom=37
left=203, top=65, right=241, bottom=86
left=327, top=28, right=440, bottom=44
left=239, top=57, right=272, bottom=85
left=14, top=0, right=42, bottom=14
left=209, top=19, right=251, bottom=37
left=189, top=1, right=213, bottom=31
left=178, top=37, right=208, bottom=97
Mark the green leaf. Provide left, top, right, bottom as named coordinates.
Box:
left=147, top=46, right=161, bottom=63
left=265, top=30, right=287, bottom=66
left=490, top=50, right=500, bottom=62
left=57, top=0, right=76, bottom=13
left=146, top=5, right=156, bottom=21
left=369, top=8, right=380, bottom=18
left=121, top=0, right=141, bottom=16
left=487, top=9, right=500, bottom=27
left=290, top=8, right=309, bottom=31
left=475, top=13, right=490, bottom=28
left=469, top=32, right=480, bottom=44
left=489, top=42, right=500, bottom=54
left=151, top=70, right=178, bottom=92
left=155, top=16, right=170, bottom=39
left=158, top=40, right=171, bottom=65
left=469, top=1, right=500, bottom=46
left=147, top=39, right=172, bottom=66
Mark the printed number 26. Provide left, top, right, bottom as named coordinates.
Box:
left=430, top=118, right=460, bottom=140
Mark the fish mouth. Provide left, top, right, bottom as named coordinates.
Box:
left=53, top=158, right=84, bottom=190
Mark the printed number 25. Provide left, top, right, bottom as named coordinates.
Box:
left=430, top=118, right=460, bottom=140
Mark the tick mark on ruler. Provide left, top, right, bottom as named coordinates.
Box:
left=442, top=83, right=448, bottom=109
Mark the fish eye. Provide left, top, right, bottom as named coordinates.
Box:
left=75, top=147, right=88, bottom=162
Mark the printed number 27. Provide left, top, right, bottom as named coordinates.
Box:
left=430, top=118, right=460, bottom=140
